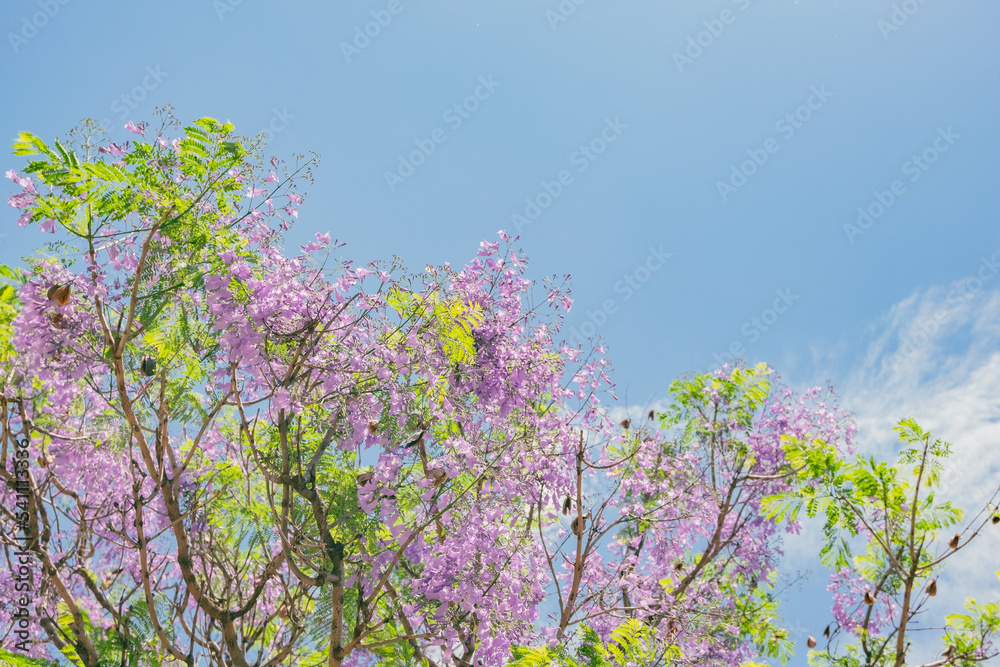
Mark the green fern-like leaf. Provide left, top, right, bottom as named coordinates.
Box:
left=508, top=645, right=555, bottom=667
left=0, top=649, right=62, bottom=667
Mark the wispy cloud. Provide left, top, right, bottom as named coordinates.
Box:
left=614, top=282, right=1000, bottom=662
left=791, top=281, right=1000, bottom=661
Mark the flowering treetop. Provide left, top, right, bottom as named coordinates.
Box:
left=1, top=112, right=997, bottom=667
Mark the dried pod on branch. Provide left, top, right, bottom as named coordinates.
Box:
left=47, top=283, right=71, bottom=305
left=427, top=468, right=446, bottom=487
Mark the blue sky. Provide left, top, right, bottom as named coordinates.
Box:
left=3, top=0, right=999, bottom=663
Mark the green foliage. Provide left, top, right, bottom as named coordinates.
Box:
left=942, top=572, right=1000, bottom=665
left=602, top=620, right=664, bottom=666
left=510, top=621, right=682, bottom=667
left=354, top=629, right=425, bottom=667
left=13, top=115, right=251, bottom=252
left=767, top=417, right=1000, bottom=666
left=761, top=417, right=965, bottom=572
left=0, top=265, right=24, bottom=365
left=509, top=645, right=558, bottom=667
left=661, top=362, right=772, bottom=436
left=0, top=649, right=61, bottom=667
left=386, top=288, right=484, bottom=366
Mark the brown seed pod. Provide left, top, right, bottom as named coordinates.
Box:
left=277, top=604, right=289, bottom=619
left=571, top=512, right=590, bottom=537
left=647, top=409, right=655, bottom=421
left=367, top=420, right=380, bottom=435
left=38, top=454, right=54, bottom=468
left=942, top=645, right=956, bottom=659
left=619, top=419, right=631, bottom=429
left=992, top=515, right=999, bottom=525
left=863, top=591, right=875, bottom=606
left=674, top=561, right=685, bottom=570
left=562, top=495, right=572, bottom=515
left=50, top=312, right=68, bottom=329
left=47, top=283, right=71, bottom=305
left=427, top=467, right=446, bottom=487
left=356, top=472, right=374, bottom=486
left=927, top=579, right=937, bottom=596
left=806, top=636, right=817, bottom=649
left=823, top=624, right=831, bottom=639
left=140, top=357, right=156, bottom=377
left=948, top=534, right=960, bottom=549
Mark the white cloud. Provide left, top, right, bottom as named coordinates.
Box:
left=791, top=280, right=1000, bottom=663
left=616, top=280, right=1000, bottom=663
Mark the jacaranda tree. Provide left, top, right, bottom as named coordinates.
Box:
left=1, top=111, right=998, bottom=667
